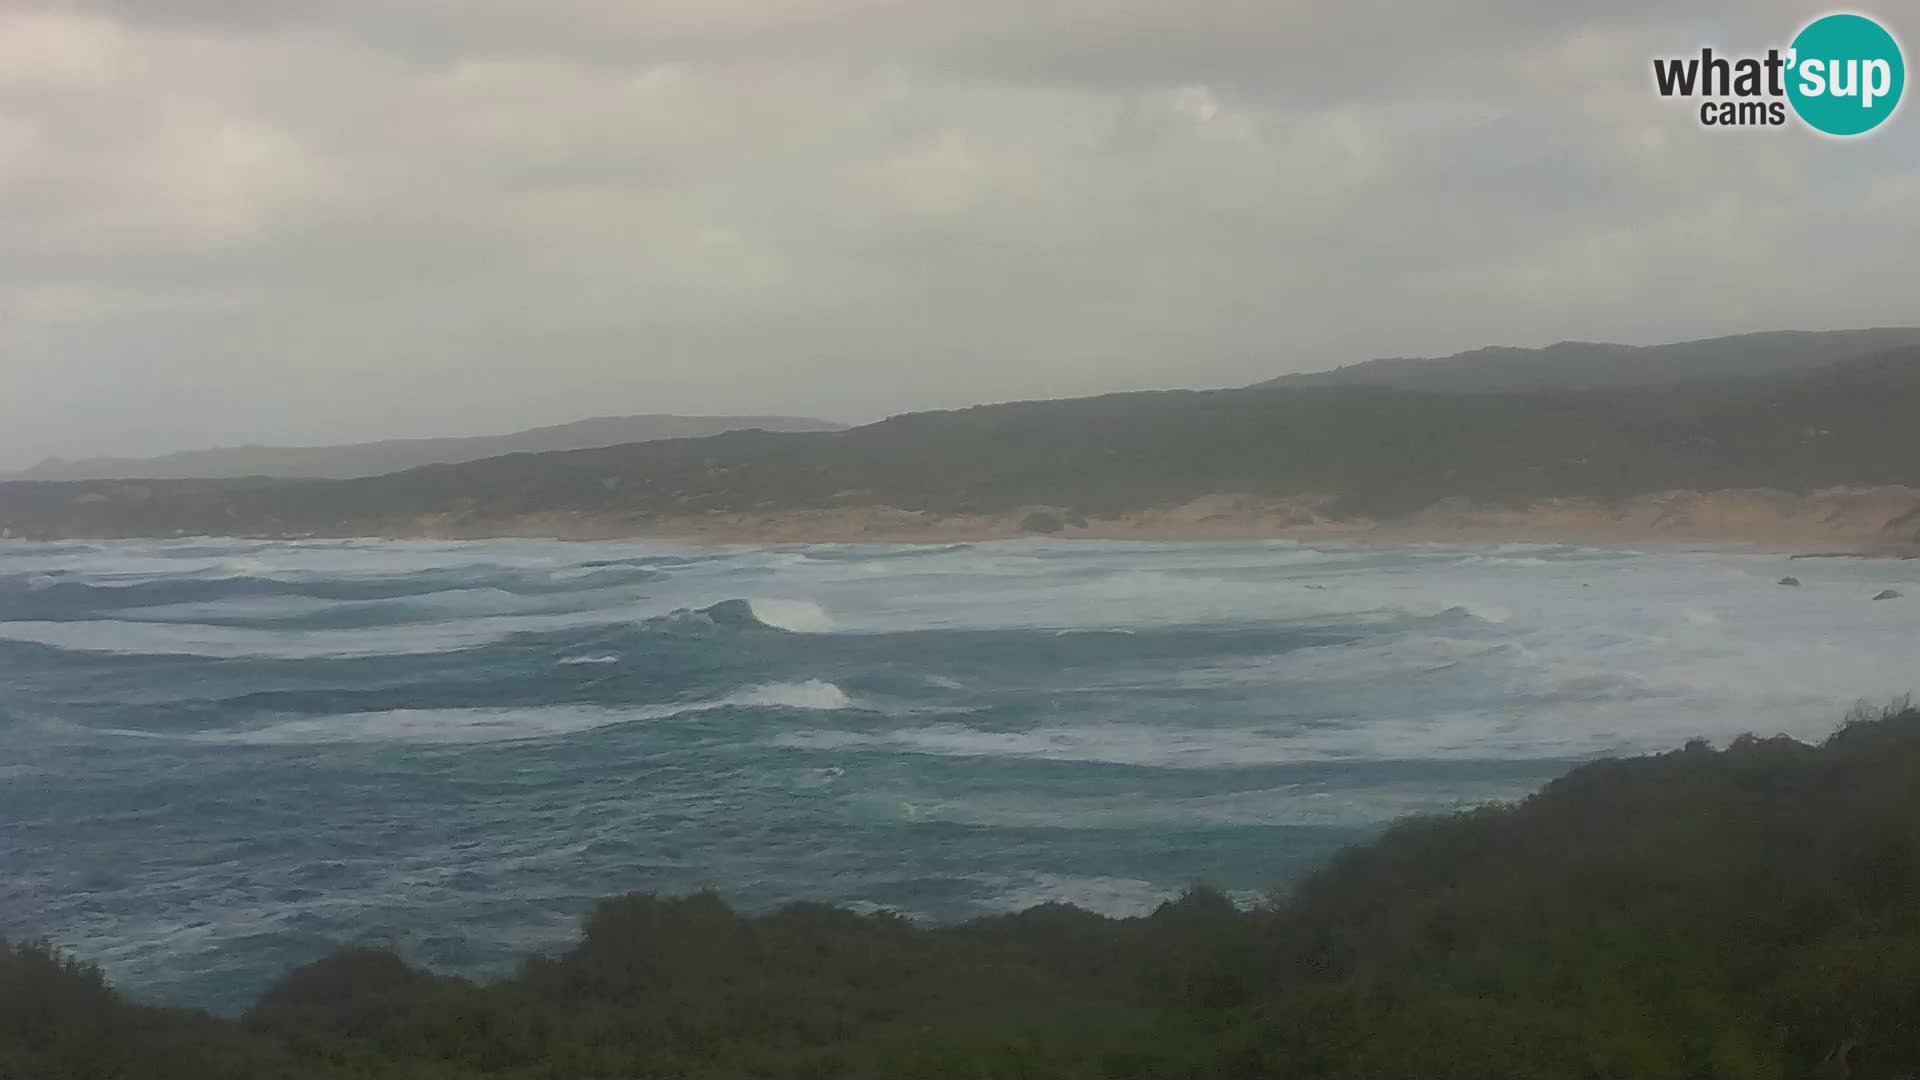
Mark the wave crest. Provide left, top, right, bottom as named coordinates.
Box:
left=692, top=598, right=834, bottom=633
left=96, top=680, right=857, bottom=746
left=730, top=679, right=852, bottom=710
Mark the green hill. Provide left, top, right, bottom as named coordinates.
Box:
left=2, top=414, right=847, bottom=483
left=1260, top=327, right=1920, bottom=394
left=4, top=345, right=1920, bottom=542
left=6, top=700, right=1919, bottom=1078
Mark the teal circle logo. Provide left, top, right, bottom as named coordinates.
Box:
left=1786, top=13, right=1905, bottom=136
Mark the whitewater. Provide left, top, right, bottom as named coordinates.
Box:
left=2, top=536, right=1915, bottom=1014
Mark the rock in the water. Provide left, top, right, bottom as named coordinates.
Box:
left=1778, top=577, right=1801, bottom=587
left=1872, top=589, right=1903, bottom=601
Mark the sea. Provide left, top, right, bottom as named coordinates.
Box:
left=2, top=536, right=1915, bottom=1015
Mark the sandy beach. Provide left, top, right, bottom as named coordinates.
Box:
left=365, top=486, right=1920, bottom=556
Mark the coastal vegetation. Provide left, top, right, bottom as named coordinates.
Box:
left=7, top=699, right=1919, bottom=1079
left=6, top=345, right=1920, bottom=544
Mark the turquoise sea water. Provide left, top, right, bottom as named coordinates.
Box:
left=2, top=537, right=1915, bottom=1014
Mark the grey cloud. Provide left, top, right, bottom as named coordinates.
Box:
left=0, top=1, right=1915, bottom=467
left=46, top=0, right=1822, bottom=87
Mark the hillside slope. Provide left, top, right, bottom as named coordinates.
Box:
left=4, top=414, right=846, bottom=482
left=1261, top=327, right=1920, bottom=394
left=5, top=348, right=1920, bottom=545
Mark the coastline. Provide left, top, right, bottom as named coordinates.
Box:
left=357, top=486, right=1920, bottom=556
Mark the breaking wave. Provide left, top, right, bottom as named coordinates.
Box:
left=101, top=680, right=858, bottom=746
left=688, top=598, right=835, bottom=633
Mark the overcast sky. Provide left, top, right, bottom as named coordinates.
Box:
left=1, top=1, right=1915, bottom=467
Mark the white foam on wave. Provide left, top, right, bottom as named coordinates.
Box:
left=0, top=597, right=681, bottom=659
left=731, top=678, right=852, bottom=709
left=1463, top=553, right=1561, bottom=568
left=11, top=538, right=594, bottom=590
left=777, top=553, right=1531, bottom=635
left=877, top=780, right=1533, bottom=832
left=116, top=595, right=345, bottom=622
left=557, top=654, right=620, bottom=666
left=41, top=555, right=292, bottom=589
left=1683, top=608, right=1723, bottom=627
left=774, top=705, right=1680, bottom=768
left=17, top=537, right=1919, bottom=760
left=1175, top=633, right=1520, bottom=689
left=1452, top=603, right=1511, bottom=624
left=157, top=705, right=639, bottom=745
left=0, top=619, right=518, bottom=660
left=549, top=565, right=619, bottom=582
left=209, top=558, right=271, bottom=578
left=744, top=599, right=835, bottom=633
left=105, top=679, right=858, bottom=746
left=972, top=873, right=1173, bottom=918
left=121, top=585, right=661, bottom=628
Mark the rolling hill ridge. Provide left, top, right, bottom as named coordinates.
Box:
left=4, top=336, right=1920, bottom=550
left=4, top=414, right=846, bottom=482
left=1260, top=327, right=1920, bottom=394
